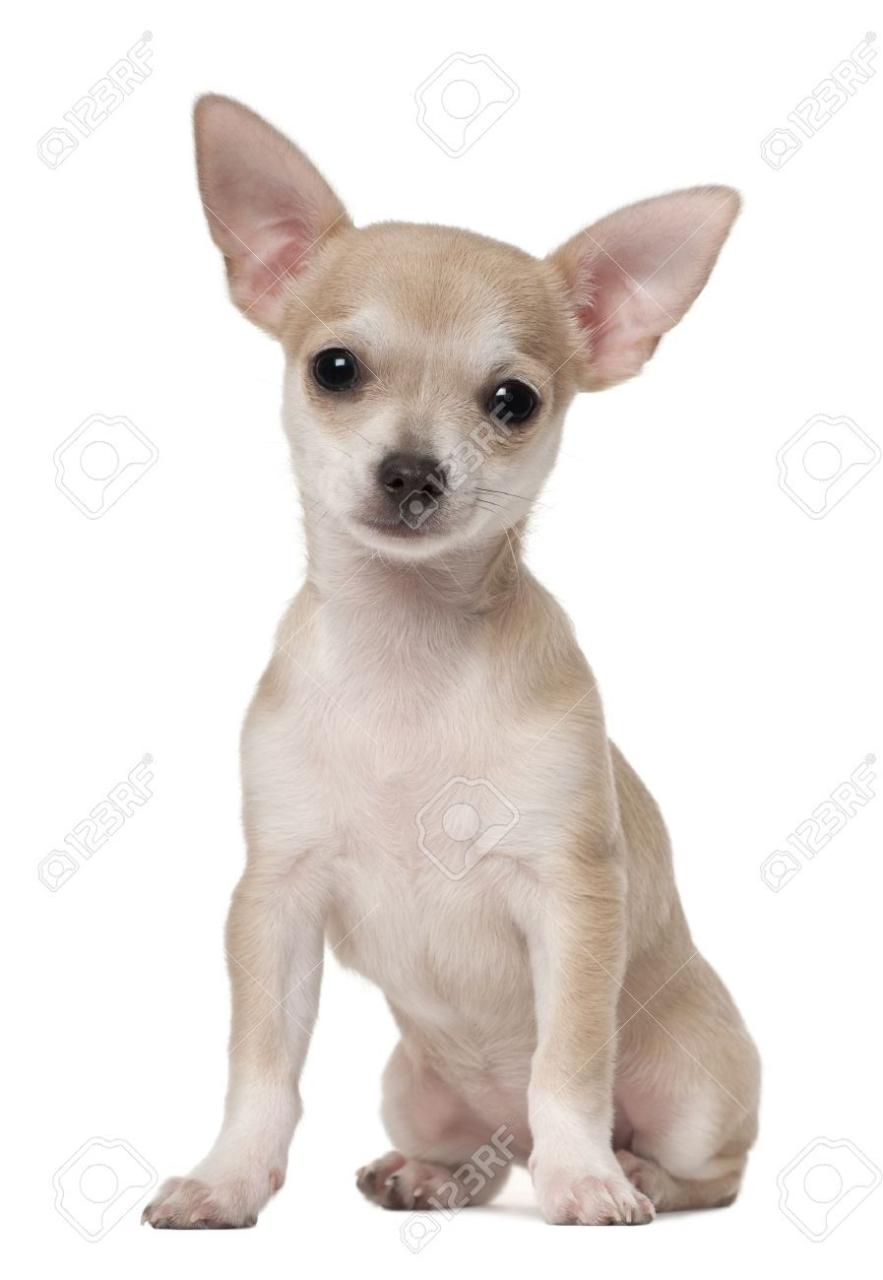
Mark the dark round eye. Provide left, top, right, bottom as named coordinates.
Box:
left=487, top=380, right=538, bottom=425
left=312, top=347, right=360, bottom=392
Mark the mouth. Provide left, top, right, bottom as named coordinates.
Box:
left=355, top=483, right=448, bottom=540
left=359, top=516, right=438, bottom=539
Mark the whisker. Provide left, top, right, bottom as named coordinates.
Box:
left=475, top=486, right=551, bottom=511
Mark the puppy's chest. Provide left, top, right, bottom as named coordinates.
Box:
left=316, top=711, right=590, bottom=1042
left=314, top=674, right=571, bottom=871
left=275, top=611, right=596, bottom=1024
left=327, top=844, right=535, bottom=1035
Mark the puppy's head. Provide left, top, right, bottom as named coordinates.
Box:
left=195, top=95, right=739, bottom=560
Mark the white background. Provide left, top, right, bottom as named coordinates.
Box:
left=4, top=1, right=882, bottom=1276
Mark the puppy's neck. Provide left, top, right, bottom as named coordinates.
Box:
left=303, top=512, right=525, bottom=621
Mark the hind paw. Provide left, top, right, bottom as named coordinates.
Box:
left=615, top=1149, right=664, bottom=1204
left=356, top=1152, right=465, bottom=1211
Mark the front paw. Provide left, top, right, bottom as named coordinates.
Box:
left=533, top=1165, right=655, bottom=1225
left=142, top=1166, right=282, bottom=1229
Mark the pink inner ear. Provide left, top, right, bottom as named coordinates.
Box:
left=574, top=251, right=674, bottom=367
left=557, top=187, right=740, bottom=388
left=217, top=214, right=322, bottom=322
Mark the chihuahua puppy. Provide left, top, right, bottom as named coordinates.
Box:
left=144, top=95, right=759, bottom=1229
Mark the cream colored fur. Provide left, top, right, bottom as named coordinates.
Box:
left=143, top=95, right=759, bottom=1230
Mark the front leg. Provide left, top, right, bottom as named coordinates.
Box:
left=144, top=855, right=329, bottom=1228
left=523, top=842, right=655, bottom=1226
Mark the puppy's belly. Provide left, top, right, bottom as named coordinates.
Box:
left=327, top=846, right=537, bottom=1090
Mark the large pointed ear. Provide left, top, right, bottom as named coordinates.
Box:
left=549, top=187, right=740, bottom=389
left=193, top=95, right=351, bottom=334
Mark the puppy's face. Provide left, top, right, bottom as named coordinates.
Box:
left=195, top=96, right=740, bottom=561
left=279, top=223, right=579, bottom=558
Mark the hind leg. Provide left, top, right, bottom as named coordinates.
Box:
left=356, top=1041, right=515, bottom=1211
left=614, top=952, right=760, bottom=1213
left=615, top=1148, right=743, bottom=1212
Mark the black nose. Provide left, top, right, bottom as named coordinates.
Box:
left=377, top=453, right=445, bottom=503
